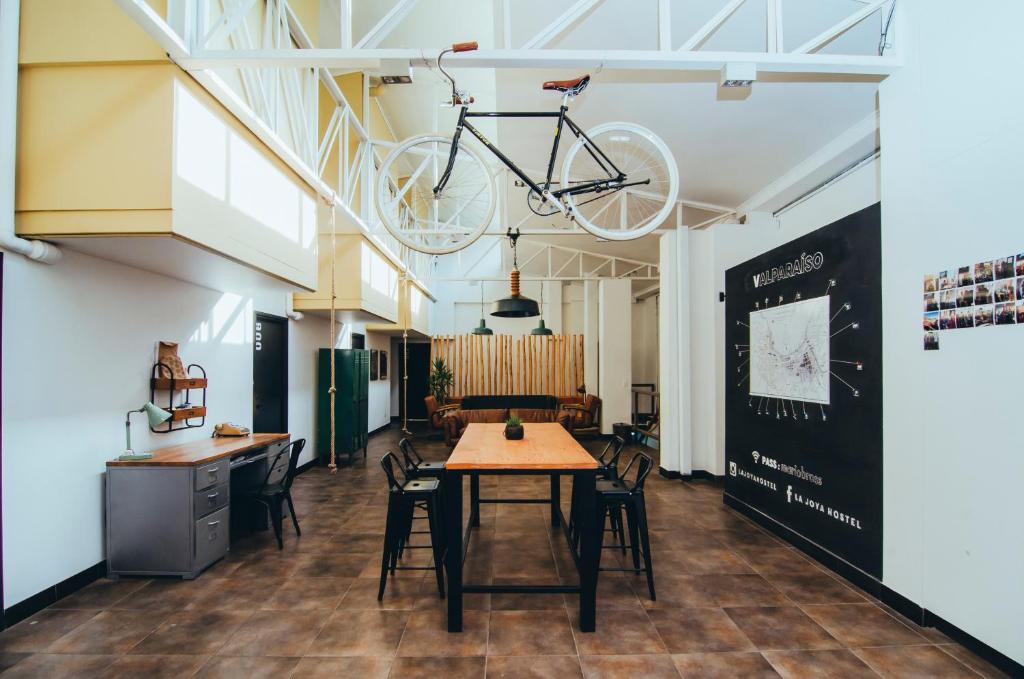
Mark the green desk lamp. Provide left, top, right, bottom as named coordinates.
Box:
left=121, top=402, right=172, bottom=460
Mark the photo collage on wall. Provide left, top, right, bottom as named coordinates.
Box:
left=923, top=253, right=1024, bottom=350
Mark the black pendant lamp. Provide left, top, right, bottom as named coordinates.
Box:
left=491, top=228, right=540, bottom=318
left=531, top=283, right=553, bottom=335
left=471, top=283, right=493, bottom=335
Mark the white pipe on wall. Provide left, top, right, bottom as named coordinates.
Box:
left=0, top=0, right=60, bottom=264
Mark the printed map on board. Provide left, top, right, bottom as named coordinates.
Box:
left=749, top=296, right=831, bottom=404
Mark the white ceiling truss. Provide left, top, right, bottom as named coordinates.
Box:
left=173, top=0, right=899, bottom=76
left=437, top=238, right=659, bottom=282
left=115, top=0, right=892, bottom=281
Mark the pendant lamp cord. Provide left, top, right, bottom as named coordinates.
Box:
left=327, top=196, right=338, bottom=474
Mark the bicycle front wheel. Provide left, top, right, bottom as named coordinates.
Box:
left=561, top=122, right=678, bottom=241
left=375, top=135, right=496, bottom=255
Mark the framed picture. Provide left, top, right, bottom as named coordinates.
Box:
left=370, top=349, right=379, bottom=380
left=379, top=351, right=388, bottom=380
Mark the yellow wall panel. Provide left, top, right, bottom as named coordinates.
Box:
left=19, top=0, right=168, bottom=65
left=16, top=63, right=174, bottom=212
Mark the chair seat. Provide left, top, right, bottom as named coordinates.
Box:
left=403, top=478, right=440, bottom=495
left=417, top=461, right=445, bottom=472
left=597, top=479, right=634, bottom=498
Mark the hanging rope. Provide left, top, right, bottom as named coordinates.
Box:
left=326, top=195, right=339, bottom=473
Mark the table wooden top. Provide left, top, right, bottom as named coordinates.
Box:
left=107, top=433, right=290, bottom=467
left=445, top=423, right=598, bottom=471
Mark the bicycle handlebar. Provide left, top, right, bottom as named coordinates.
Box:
left=438, top=41, right=477, bottom=105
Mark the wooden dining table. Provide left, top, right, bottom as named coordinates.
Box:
left=443, top=422, right=603, bottom=632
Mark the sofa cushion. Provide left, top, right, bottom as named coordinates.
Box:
left=461, top=395, right=558, bottom=411
left=460, top=408, right=509, bottom=424
left=510, top=408, right=558, bottom=423
left=512, top=408, right=573, bottom=431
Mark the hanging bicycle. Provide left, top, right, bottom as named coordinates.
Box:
left=374, top=41, right=679, bottom=255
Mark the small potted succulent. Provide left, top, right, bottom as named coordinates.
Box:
left=504, top=414, right=524, bottom=440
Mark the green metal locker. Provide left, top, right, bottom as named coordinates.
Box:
left=317, top=348, right=369, bottom=466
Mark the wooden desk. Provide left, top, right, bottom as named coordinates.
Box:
left=105, top=434, right=290, bottom=579
left=444, top=423, right=602, bottom=633
left=106, top=433, right=289, bottom=467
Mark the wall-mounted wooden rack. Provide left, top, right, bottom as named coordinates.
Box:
left=150, top=362, right=208, bottom=432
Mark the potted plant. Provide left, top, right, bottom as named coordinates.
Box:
left=504, top=414, right=524, bottom=440
left=428, top=358, right=454, bottom=405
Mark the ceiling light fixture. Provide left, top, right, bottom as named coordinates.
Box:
left=492, top=228, right=540, bottom=318
left=720, top=62, right=756, bottom=88
left=471, top=283, right=494, bottom=335
left=531, top=283, right=553, bottom=335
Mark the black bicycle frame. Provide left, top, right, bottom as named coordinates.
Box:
left=433, top=105, right=639, bottom=203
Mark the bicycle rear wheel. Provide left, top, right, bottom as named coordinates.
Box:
left=375, top=135, right=496, bottom=255
left=561, top=122, right=678, bottom=241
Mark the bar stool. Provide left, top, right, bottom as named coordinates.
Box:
left=399, top=437, right=446, bottom=479
left=399, top=438, right=446, bottom=550
left=597, top=452, right=656, bottom=600
left=378, top=452, right=446, bottom=601
left=570, top=436, right=626, bottom=551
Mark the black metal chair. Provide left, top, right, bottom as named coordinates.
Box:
left=248, top=438, right=305, bottom=550
left=597, top=452, right=655, bottom=600
left=399, top=437, right=446, bottom=479
left=570, top=436, right=626, bottom=551
left=378, top=452, right=446, bottom=601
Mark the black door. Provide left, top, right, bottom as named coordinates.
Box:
left=400, top=342, right=431, bottom=420
left=253, top=313, right=288, bottom=433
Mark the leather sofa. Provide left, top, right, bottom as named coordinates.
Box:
left=443, top=395, right=572, bottom=446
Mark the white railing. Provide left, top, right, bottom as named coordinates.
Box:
left=119, top=0, right=433, bottom=284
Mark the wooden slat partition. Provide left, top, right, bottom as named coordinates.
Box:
left=430, top=333, right=585, bottom=398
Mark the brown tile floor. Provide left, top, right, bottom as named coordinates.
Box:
left=0, top=427, right=1009, bottom=678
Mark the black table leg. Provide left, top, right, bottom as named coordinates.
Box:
left=550, top=474, right=560, bottom=527
left=470, top=475, right=480, bottom=528
left=576, top=469, right=599, bottom=632
left=444, top=470, right=463, bottom=632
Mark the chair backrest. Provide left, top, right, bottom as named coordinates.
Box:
left=619, top=452, right=654, bottom=493
left=597, top=435, right=626, bottom=471
left=261, top=439, right=306, bottom=493
left=398, top=438, right=422, bottom=465
left=379, top=452, right=406, bottom=493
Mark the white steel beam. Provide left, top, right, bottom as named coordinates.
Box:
left=792, top=0, right=889, bottom=54
left=658, top=0, right=672, bottom=50
left=202, top=0, right=259, bottom=49
left=355, top=0, right=421, bottom=50
left=181, top=48, right=898, bottom=77
left=766, top=0, right=783, bottom=53
left=339, top=0, right=352, bottom=49
left=678, top=0, right=747, bottom=52
left=522, top=0, right=605, bottom=49
left=114, top=0, right=190, bottom=61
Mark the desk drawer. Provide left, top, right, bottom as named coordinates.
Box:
left=195, top=461, right=229, bottom=491
left=195, top=507, right=229, bottom=569
left=193, top=483, right=228, bottom=518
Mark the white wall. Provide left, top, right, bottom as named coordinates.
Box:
left=365, top=330, right=392, bottom=431
left=879, top=0, right=1024, bottom=665
left=631, top=296, right=658, bottom=386
left=1, top=248, right=336, bottom=608
left=688, top=158, right=881, bottom=475
left=598, top=280, right=631, bottom=434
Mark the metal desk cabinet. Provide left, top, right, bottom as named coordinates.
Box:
left=105, top=435, right=289, bottom=579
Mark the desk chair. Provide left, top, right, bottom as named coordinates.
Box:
left=597, top=452, right=656, bottom=600
left=379, top=452, right=446, bottom=601
left=244, top=438, right=305, bottom=550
